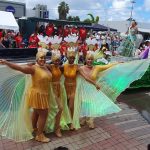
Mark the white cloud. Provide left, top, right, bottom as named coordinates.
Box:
left=106, top=0, right=131, bottom=21
left=136, top=6, right=143, bottom=11
left=7, top=0, right=149, bottom=22
left=107, top=8, right=130, bottom=21
left=5, top=0, right=26, bottom=2
left=112, top=0, right=130, bottom=10
left=144, top=0, right=150, bottom=11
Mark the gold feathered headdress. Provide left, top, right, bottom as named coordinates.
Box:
left=86, top=51, right=95, bottom=59
left=67, top=47, right=76, bottom=57
left=51, top=50, right=61, bottom=61
left=36, top=48, right=47, bottom=60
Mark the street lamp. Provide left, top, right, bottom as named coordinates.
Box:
left=130, top=0, right=136, bottom=23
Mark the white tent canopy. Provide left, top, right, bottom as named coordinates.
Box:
left=0, top=11, right=19, bottom=31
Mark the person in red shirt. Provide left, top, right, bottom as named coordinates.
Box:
left=59, top=40, right=68, bottom=56
left=15, top=32, right=23, bottom=48
left=78, top=41, right=88, bottom=63
left=0, top=29, right=3, bottom=40
left=45, top=24, right=54, bottom=37
left=28, top=33, right=39, bottom=48
left=63, top=26, right=70, bottom=37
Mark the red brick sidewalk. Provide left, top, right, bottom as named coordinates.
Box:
left=0, top=109, right=148, bottom=150
left=0, top=101, right=149, bottom=150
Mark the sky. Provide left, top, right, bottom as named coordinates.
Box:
left=10, top=0, right=150, bottom=22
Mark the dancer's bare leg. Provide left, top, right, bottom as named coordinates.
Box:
left=32, top=109, right=39, bottom=134
left=55, top=97, right=63, bottom=137
left=69, top=94, right=75, bottom=130
left=35, top=109, right=50, bottom=143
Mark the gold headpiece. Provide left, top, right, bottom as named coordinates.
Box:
left=86, top=51, right=95, bottom=59
left=67, top=47, right=76, bottom=57
left=36, top=50, right=47, bottom=60
left=51, top=50, right=61, bottom=61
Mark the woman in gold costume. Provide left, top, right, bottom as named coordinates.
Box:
left=49, top=52, right=63, bottom=137
left=74, top=51, right=150, bottom=130
left=63, top=48, right=78, bottom=130
left=46, top=50, right=70, bottom=137
left=0, top=51, right=51, bottom=143
left=78, top=51, right=119, bottom=129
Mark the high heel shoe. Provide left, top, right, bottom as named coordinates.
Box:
left=55, top=128, right=62, bottom=138
left=88, top=122, right=95, bottom=129
left=70, top=124, right=75, bottom=131
left=35, top=133, right=50, bottom=143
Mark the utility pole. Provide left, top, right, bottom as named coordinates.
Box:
left=130, top=0, right=136, bottom=24
left=104, top=0, right=109, bottom=34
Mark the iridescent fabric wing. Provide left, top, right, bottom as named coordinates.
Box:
left=45, top=76, right=71, bottom=132
left=60, top=78, right=71, bottom=128
left=73, top=59, right=150, bottom=129
left=73, top=76, right=82, bottom=129
left=73, top=76, right=121, bottom=130
left=0, top=65, right=33, bottom=142
left=97, top=59, right=150, bottom=102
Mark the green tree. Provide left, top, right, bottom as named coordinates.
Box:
left=67, top=16, right=80, bottom=21
left=83, top=14, right=100, bottom=24
left=83, top=18, right=92, bottom=23
left=95, top=16, right=100, bottom=24
left=67, top=15, right=73, bottom=21
left=74, top=16, right=80, bottom=22
left=58, top=1, right=69, bottom=20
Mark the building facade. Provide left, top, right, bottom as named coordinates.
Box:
left=35, top=4, right=49, bottom=19
left=26, top=4, right=49, bottom=19
left=0, top=0, right=25, bottom=18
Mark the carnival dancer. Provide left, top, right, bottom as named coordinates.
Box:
left=118, top=20, right=143, bottom=57
left=45, top=50, right=71, bottom=137
left=63, top=47, right=78, bottom=130
left=73, top=51, right=150, bottom=130
left=0, top=50, right=52, bottom=142
left=77, top=51, right=120, bottom=129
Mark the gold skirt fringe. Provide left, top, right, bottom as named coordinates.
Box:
left=27, top=88, right=49, bottom=109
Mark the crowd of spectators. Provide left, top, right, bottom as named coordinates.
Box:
left=0, top=24, right=149, bottom=62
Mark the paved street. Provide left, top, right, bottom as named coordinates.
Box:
left=0, top=89, right=150, bottom=150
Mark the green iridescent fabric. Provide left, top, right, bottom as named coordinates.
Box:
left=130, top=65, right=150, bottom=88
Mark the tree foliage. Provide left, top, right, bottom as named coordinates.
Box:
left=83, top=13, right=100, bottom=24
left=58, top=1, right=69, bottom=20
left=67, top=15, right=80, bottom=21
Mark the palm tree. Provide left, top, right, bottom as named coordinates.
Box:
left=95, top=16, right=100, bottom=24
left=87, top=14, right=95, bottom=23
left=58, top=1, right=69, bottom=20
left=74, top=16, right=80, bottom=22
left=84, top=14, right=100, bottom=24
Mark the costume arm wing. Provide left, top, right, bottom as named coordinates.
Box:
left=97, top=59, right=150, bottom=102
left=0, top=65, right=33, bottom=141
